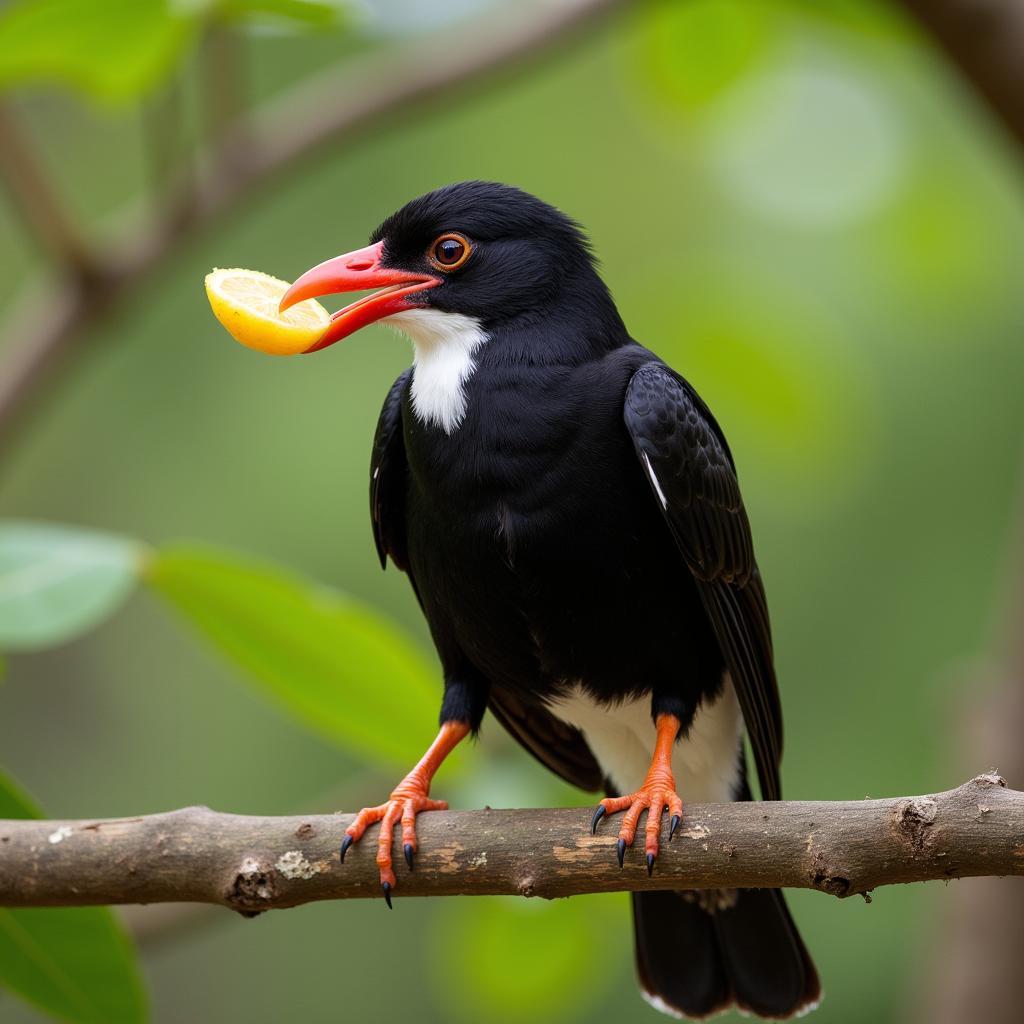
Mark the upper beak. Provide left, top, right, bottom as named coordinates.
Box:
left=279, top=241, right=440, bottom=353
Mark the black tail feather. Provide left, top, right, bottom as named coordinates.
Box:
left=632, top=891, right=731, bottom=1019
left=632, top=888, right=820, bottom=1020
left=713, top=888, right=820, bottom=1018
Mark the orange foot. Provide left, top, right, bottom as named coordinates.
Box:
left=341, top=784, right=448, bottom=906
left=591, top=713, right=683, bottom=875
left=339, top=721, right=468, bottom=908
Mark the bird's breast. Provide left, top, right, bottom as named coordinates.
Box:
left=399, top=346, right=715, bottom=697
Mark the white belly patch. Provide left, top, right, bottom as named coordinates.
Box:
left=545, top=678, right=743, bottom=802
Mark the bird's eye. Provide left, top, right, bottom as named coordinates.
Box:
left=429, top=233, right=472, bottom=271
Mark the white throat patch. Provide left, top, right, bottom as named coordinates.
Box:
left=384, top=307, right=487, bottom=434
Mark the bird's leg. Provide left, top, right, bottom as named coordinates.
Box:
left=591, top=713, right=683, bottom=875
left=341, top=720, right=469, bottom=906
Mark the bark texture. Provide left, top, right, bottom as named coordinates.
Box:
left=1, top=775, right=1020, bottom=913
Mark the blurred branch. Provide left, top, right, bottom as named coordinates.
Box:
left=0, top=0, right=621, bottom=455
left=142, top=73, right=196, bottom=231
left=0, top=102, right=98, bottom=276
left=2, top=775, right=1022, bottom=911
left=200, top=24, right=249, bottom=168
left=898, top=0, right=1024, bottom=151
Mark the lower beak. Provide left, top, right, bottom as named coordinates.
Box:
left=279, top=241, right=439, bottom=353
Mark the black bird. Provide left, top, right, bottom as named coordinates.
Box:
left=280, top=181, right=820, bottom=1019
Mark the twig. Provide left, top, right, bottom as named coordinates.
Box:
left=1, top=775, right=1020, bottom=913
left=201, top=23, right=247, bottom=157
left=898, top=0, right=1024, bottom=151
left=141, top=72, right=197, bottom=232
left=0, top=0, right=621, bottom=454
left=0, top=102, right=97, bottom=276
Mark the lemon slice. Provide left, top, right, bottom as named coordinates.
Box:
left=205, top=268, right=330, bottom=356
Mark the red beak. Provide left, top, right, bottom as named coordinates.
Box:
left=279, top=241, right=440, bottom=353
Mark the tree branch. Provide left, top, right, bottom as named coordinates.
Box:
left=0, top=0, right=621, bottom=456
left=897, top=0, right=1024, bottom=151
left=0, top=102, right=98, bottom=275
left=1, top=775, right=1020, bottom=914
left=141, top=72, right=196, bottom=233
left=200, top=23, right=248, bottom=157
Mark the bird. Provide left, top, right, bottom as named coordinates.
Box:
left=279, top=181, right=820, bottom=1020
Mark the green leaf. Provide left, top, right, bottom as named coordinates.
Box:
left=0, top=770, right=148, bottom=1024
left=0, top=909, right=147, bottom=1024
left=0, top=0, right=349, bottom=103
left=0, top=0, right=199, bottom=104
left=146, top=545, right=442, bottom=767
left=0, top=768, right=40, bottom=819
left=0, top=522, right=142, bottom=652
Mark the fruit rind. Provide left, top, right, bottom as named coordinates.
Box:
left=204, top=267, right=330, bottom=356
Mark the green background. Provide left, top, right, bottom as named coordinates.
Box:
left=2, top=1, right=1023, bottom=1021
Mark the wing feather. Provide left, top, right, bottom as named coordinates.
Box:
left=370, top=369, right=413, bottom=572
left=624, top=362, right=783, bottom=800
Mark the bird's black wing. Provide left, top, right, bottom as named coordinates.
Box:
left=370, top=369, right=413, bottom=573
left=488, top=690, right=605, bottom=794
left=623, top=362, right=783, bottom=801
left=372, top=370, right=603, bottom=792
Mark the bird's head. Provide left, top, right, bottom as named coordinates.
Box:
left=280, top=181, right=613, bottom=353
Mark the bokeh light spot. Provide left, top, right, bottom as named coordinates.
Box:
left=707, top=61, right=907, bottom=228
left=626, top=268, right=874, bottom=514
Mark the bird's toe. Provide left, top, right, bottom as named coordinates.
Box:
left=340, top=787, right=450, bottom=907
left=595, top=785, right=684, bottom=871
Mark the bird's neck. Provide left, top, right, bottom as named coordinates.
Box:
left=385, top=270, right=630, bottom=435
left=485, top=268, right=629, bottom=367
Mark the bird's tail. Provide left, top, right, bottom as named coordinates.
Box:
left=632, top=887, right=820, bottom=1019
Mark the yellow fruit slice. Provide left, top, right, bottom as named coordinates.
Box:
left=204, top=268, right=330, bottom=356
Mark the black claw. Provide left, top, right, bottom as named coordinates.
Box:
left=616, top=838, right=626, bottom=869
left=381, top=881, right=393, bottom=909
left=339, top=835, right=353, bottom=863
left=404, top=843, right=415, bottom=870
left=647, top=852, right=655, bottom=877
left=669, top=814, right=681, bottom=842
left=591, top=805, right=607, bottom=834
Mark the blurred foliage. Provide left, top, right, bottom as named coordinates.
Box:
left=632, top=0, right=906, bottom=121
left=0, top=521, right=442, bottom=766
left=0, top=772, right=146, bottom=1024
left=148, top=544, right=442, bottom=766
left=0, top=0, right=345, bottom=104
left=1, top=0, right=1023, bottom=1023
left=637, top=0, right=780, bottom=112
left=0, top=522, right=142, bottom=651
left=0, top=0, right=197, bottom=103
left=429, top=895, right=623, bottom=1024
left=0, top=524, right=448, bottom=1019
